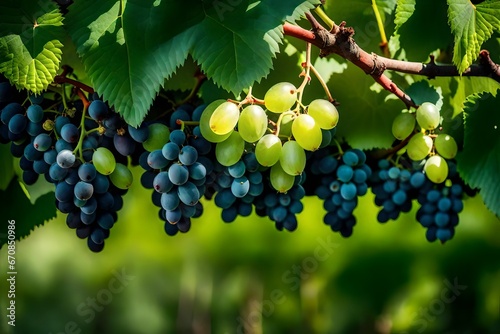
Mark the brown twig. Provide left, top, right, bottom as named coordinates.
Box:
left=283, top=15, right=500, bottom=108
left=54, top=75, right=95, bottom=94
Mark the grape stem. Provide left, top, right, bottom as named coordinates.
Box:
left=283, top=14, right=500, bottom=109
left=295, top=43, right=312, bottom=112
left=274, top=110, right=295, bottom=138
left=177, top=68, right=207, bottom=106
left=72, top=89, right=91, bottom=162
left=313, top=6, right=334, bottom=30
left=309, top=64, right=336, bottom=104
left=371, top=130, right=417, bottom=159
left=332, top=138, right=344, bottom=155
left=371, top=0, right=389, bottom=57
left=228, top=86, right=266, bottom=108
left=177, top=120, right=199, bottom=131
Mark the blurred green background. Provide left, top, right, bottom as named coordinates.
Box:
left=1, top=165, right=500, bottom=334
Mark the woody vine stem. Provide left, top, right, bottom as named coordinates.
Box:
left=282, top=12, right=500, bottom=110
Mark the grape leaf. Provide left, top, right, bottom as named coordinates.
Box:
left=431, top=76, right=500, bottom=146
left=0, top=179, right=56, bottom=248
left=66, top=0, right=319, bottom=126
left=66, top=0, right=203, bottom=127
left=330, top=64, right=401, bottom=149
left=394, top=0, right=453, bottom=61
left=405, top=80, right=443, bottom=109
left=447, top=0, right=500, bottom=73
left=457, top=90, right=500, bottom=217
left=0, top=1, right=64, bottom=94
left=394, top=0, right=415, bottom=32
left=191, top=0, right=319, bottom=96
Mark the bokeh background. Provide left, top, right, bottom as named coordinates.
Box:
left=1, top=165, right=500, bottom=334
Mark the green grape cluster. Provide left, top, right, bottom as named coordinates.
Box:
left=391, top=102, right=458, bottom=184
left=200, top=82, right=340, bottom=193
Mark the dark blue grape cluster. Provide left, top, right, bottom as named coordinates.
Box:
left=0, top=85, right=51, bottom=185
left=0, top=78, right=141, bottom=252
left=370, top=160, right=426, bottom=223
left=254, top=180, right=305, bottom=231
left=415, top=162, right=464, bottom=243
left=309, top=148, right=371, bottom=237
left=211, top=153, right=265, bottom=223
left=139, top=106, right=211, bottom=236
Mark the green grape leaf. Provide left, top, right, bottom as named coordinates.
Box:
left=65, top=0, right=202, bottom=127
left=191, top=0, right=319, bottom=95
left=394, top=0, right=416, bottom=32
left=0, top=1, right=64, bottom=94
left=0, top=179, right=56, bottom=248
left=330, top=64, right=401, bottom=149
left=66, top=0, right=318, bottom=126
left=457, top=90, right=500, bottom=217
left=432, top=76, right=500, bottom=146
left=395, top=0, right=453, bottom=61
left=0, top=144, right=14, bottom=191
left=405, top=80, right=443, bottom=109
left=0, top=37, right=63, bottom=94
left=447, top=0, right=500, bottom=74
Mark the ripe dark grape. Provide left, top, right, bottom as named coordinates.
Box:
left=60, top=123, right=79, bottom=143
left=307, top=148, right=371, bottom=237
left=370, top=161, right=424, bottom=223
left=27, top=104, right=44, bottom=123
left=88, top=100, right=109, bottom=121
left=415, top=162, right=465, bottom=243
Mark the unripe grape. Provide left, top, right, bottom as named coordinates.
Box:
left=434, top=134, right=458, bottom=159
left=392, top=113, right=415, bottom=140
left=209, top=101, right=239, bottom=135
left=143, top=123, right=170, bottom=151
left=307, top=99, right=339, bottom=129
left=109, top=163, right=133, bottom=189
left=270, top=161, right=295, bottom=193
left=215, top=131, right=244, bottom=166
left=424, top=155, right=448, bottom=183
left=255, top=134, right=282, bottom=167
left=279, top=140, right=306, bottom=176
left=291, top=114, right=322, bottom=151
left=416, top=102, right=440, bottom=130
left=238, top=105, right=268, bottom=143
left=92, top=147, right=116, bottom=175
left=406, top=133, right=432, bottom=161
left=200, top=100, right=232, bottom=143
left=264, top=82, right=297, bottom=113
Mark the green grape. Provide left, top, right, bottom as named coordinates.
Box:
left=291, top=114, right=322, bottom=151
left=406, top=133, right=432, bottom=161
left=278, top=112, right=294, bottom=137
left=238, top=105, right=268, bottom=143
left=109, top=163, right=133, bottom=189
left=264, top=82, right=297, bottom=113
left=93, top=147, right=116, bottom=175
left=143, top=123, right=170, bottom=152
left=434, top=134, right=458, bottom=159
left=200, top=100, right=232, bottom=143
left=279, top=140, right=306, bottom=176
left=270, top=161, right=295, bottom=193
left=424, top=155, right=448, bottom=184
left=215, top=131, right=245, bottom=166
left=392, top=113, right=416, bottom=140
left=209, top=101, right=239, bottom=135
left=416, top=102, right=441, bottom=130
left=255, top=134, right=282, bottom=167
left=307, top=99, right=339, bottom=129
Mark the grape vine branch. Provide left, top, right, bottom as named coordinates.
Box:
left=282, top=12, right=500, bottom=109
